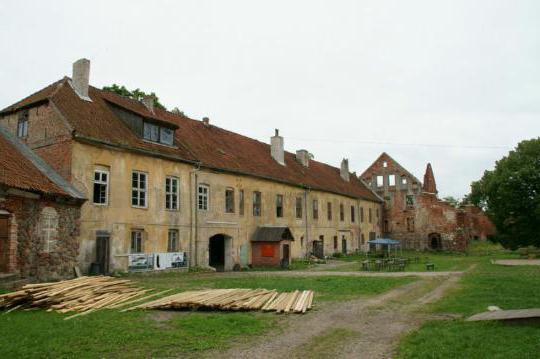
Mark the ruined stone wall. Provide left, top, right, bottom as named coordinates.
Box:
left=0, top=194, right=81, bottom=280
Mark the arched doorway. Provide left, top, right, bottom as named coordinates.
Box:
left=209, top=234, right=232, bottom=272
left=428, top=233, right=442, bottom=250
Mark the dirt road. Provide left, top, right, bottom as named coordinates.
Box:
left=211, top=274, right=463, bottom=359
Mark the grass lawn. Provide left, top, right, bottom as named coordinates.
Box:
left=127, top=272, right=415, bottom=302
left=0, top=272, right=413, bottom=358
left=397, top=249, right=540, bottom=358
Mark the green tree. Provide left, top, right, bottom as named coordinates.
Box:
left=442, top=196, right=460, bottom=207
left=102, top=84, right=166, bottom=110
left=467, top=138, right=540, bottom=249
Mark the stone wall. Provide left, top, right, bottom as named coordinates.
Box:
left=0, top=193, right=81, bottom=280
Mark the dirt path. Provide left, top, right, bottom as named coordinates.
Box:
left=212, top=274, right=463, bottom=359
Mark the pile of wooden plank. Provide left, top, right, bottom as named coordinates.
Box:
left=124, top=288, right=314, bottom=314
left=0, top=276, right=158, bottom=320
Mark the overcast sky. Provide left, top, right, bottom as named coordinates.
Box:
left=1, top=0, right=539, bottom=198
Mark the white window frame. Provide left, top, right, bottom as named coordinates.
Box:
left=165, top=176, right=180, bottom=210
left=93, top=169, right=109, bottom=205
left=376, top=175, right=384, bottom=187
left=388, top=174, right=396, bottom=187
left=41, top=207, right=58, bottom=253
left=131, top=171, right=148, bottom=208
left=198, top=184, right=209, bottom=211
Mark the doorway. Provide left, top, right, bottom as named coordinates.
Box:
left=0, top=215, right=9, bottom=272
left=281, top=243, right=290, bottom=268
left=429, top=233, right=442, bottom=250
left=341, top=236, right=347, bottom=254
left=95, top=231, right=110, bottom=274
left=312, top=239, right=324, bottom=259
left=209, top=234, right=226, bottom=271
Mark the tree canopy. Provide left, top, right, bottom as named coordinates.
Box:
left=102, top=84, right=166, bottom=110
left=467, top=138, right=540, bottom=249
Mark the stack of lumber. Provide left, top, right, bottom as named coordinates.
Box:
left=0, top=276, right=154, bottom=320
left=124, top=288, right=314, bottom=314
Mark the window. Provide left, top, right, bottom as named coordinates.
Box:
left=401, top=176, right=408, bottom=185
left=361, top=233, right=365, bottom=244
left=312, top=199, right=319, bottom=220
left=167, top=229, right=179, bottom=252
left=384, top=219, right=390, bottom=233
left=383, top=161, right=388, bottom=168
left=360, top=207, right=364, bottom=222
left=407, top=217, right=415, bottom=232
left=198, top=184, right=209, bottom=210
left=327, top=202, right=332, bottom=220
left=131, top=171, right=147, bottom=208
left=376, top=175, right=384, bottom=187
left=17, top=111, right=28, bottom=138
left=159, top=127, right=174, bottom=145
left=406, top=195, right=415, bottom=207
left=376, top=208, right=380, bottom=224
left=93, top=169, right=109, bottom=205
left=351, top=205, right=355, bottom=223
left=340, top=203, right=345, bottom=221
left=143, top=121, right=174, bottom=145
left=41, top=207, right=58, bottom=252
left=165, top=176, right=179, bottom=210
left=261, top=244, right=275, bottom=257
left=333, top=236, right=338, bottom=250
left=225, top=188, right=235, bottom=213
left=276, top=194, right=283, bottom=218
left=389, top=174, right=396, bottom=186
left=295, top=197, right=303, bottom=219
left=369, top=208, right=373, bottom=223
left=239, top=190, right=245, bottom=216
left=131, top=230, right=143, bottom=253
left=253, top=191, right=262, bottom=216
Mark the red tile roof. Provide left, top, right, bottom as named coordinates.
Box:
left=0, top=128, right=70, bottom=197
left=1, top=78, right=381, bottom=202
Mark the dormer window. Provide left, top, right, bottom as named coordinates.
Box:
left=143, top=121, right=174, bottom=145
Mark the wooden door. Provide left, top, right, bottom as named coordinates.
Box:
left=0, top=215, right=9, bottom=272
left=96, top=233, right=110, bottom=274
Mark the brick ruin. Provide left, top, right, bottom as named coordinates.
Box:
left=361, top=152, right=495, bottom=251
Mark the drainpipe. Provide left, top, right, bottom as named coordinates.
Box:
left=190, top=162, right=201, bottom=268
left=303, top=186, right=310, bottom=258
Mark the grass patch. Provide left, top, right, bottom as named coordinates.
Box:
left=397, top=250, right=540, bottom=358
left=128, top=273, right=416, bottom=302
left=0, top=309, right=274, bottom=358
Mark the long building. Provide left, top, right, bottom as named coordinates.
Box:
left=0, top=59, right=382, bottom=276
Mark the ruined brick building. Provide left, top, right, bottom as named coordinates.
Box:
left=361, top=153, right=495, bottom=251
left=0, top=126, right=85, bottom=280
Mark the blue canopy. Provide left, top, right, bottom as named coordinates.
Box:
left=368, top=238, right=401, bottom=245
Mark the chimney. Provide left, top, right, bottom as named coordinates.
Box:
left=296, top=149, right=310, bottom=167
left=202, top=117, right=210, bottom=127
left=142, top=95, right=154, bottom=113
left=340, top=158, right=350, bottom=182
left=72, top=58, right=91, bottom=100
left=271, top=129, right=285, bottom=166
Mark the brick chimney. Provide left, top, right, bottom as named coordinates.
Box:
left=142, top=95, right=154, bottom=113
left=296, top=149, right=310, bottom=167
left=72, top=58, right=91, bottom=101
left=271, top=129, right=285, bottom=166
left=340, top=158, right=350, bottom=182
left=202, top=117, right=210, bottom=127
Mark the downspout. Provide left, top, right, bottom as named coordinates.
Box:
left=303, top=186, right=310, bottom=258
left=190, top=162, right=201, bottom=268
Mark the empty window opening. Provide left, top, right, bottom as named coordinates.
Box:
left=93, top=169, right=109, bottom=205
left=225, top=188, right=235, bottom=213
left=276, top=194, right=283, bottom=217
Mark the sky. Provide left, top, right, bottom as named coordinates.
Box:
left=1, top=0, right=539, bottom=198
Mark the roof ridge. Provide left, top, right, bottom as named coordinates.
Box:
left=0, top=78, right=66, bottom=113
